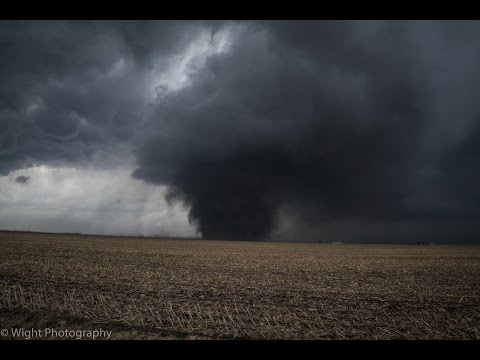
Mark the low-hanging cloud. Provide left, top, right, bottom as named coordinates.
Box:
left=14, top=175, right=30, bottom=184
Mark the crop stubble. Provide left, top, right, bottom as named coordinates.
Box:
left=0, top=231, right=479, bottom=339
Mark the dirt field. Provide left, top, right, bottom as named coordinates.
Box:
left=0, top=231, right=479, bottom=339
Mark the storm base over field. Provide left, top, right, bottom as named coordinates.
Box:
left=1, top=20, right=480, bottom=242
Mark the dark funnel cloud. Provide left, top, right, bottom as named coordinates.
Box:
left=132, top=20, right=480, bottom=240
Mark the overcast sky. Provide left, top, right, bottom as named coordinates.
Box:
left=1, top=20, right=480, bottom=243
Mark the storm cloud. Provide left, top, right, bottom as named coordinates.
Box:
left=132, top=20, right=480, bottom=240
left=0, top=20, right=211, bottom=174
left=14, top=175, right=30, bottom=184
left=1, top=20, right=480, bottom=242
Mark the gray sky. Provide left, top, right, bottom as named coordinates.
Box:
left=1, top=20, right=480, bottom=242
left=0, top=165, right=195, bottom=236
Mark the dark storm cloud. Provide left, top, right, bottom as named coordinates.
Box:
left=0, top=20, right=210, bottom=174
left=2, top=20, right=480, bottom=241
left=431, top=121, right=480, bottom=219
left=132, top=20, right=480, bottom=240
left=14, top=175, right=30, bottom=184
